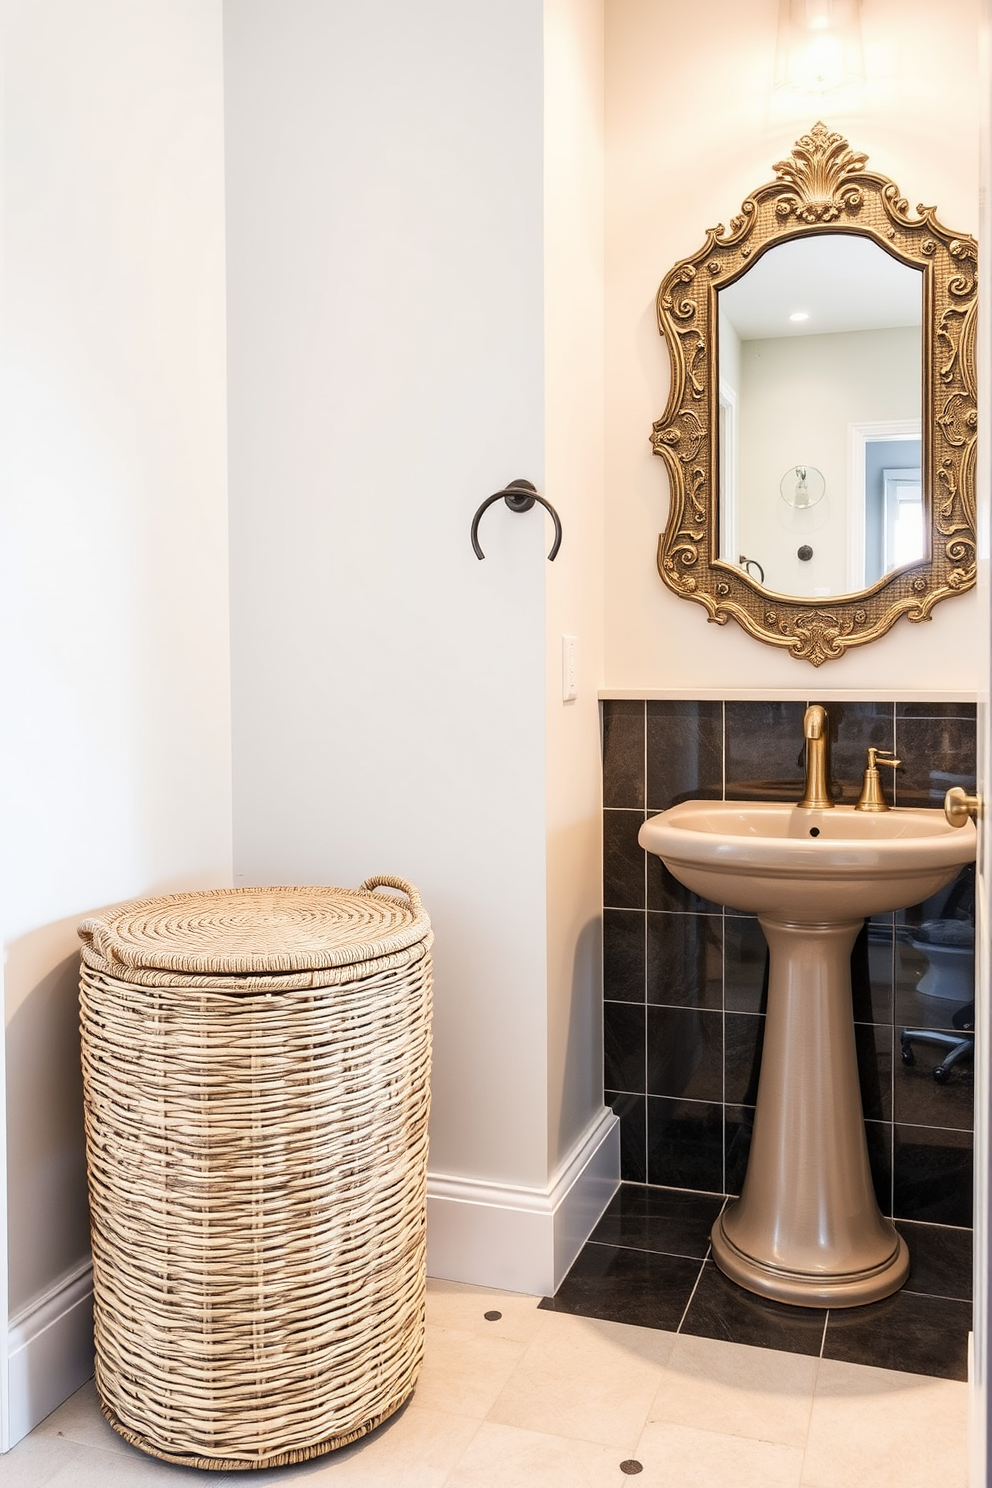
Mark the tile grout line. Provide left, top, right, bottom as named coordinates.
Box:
left=585, top=1238, right=717, bottom=1264
left=887, top=707, right=898, bottom=1223
left=674, top=1257, right=709, bottom=1334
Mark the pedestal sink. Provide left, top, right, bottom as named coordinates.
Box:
left=639, top=800, right=976, bottom=1308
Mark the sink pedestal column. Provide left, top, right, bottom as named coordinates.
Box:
left=711, top=914, right=908, bottom=1308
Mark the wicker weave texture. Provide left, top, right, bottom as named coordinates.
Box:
left=78, top=879, right=432, bottom=1471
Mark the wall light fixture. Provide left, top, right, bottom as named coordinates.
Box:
left=775, top=0, right=864, bottom=97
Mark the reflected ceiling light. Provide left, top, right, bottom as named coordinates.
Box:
left=775, top=0, right=864, bottom=97
left=781, top=464, right=826, bottom=508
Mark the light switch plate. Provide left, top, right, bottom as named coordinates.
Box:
left=562, top=634, right=578, bottom=702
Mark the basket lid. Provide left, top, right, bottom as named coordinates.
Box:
left=77, top=877, right=430, bottom=976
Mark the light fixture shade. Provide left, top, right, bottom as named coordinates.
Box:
left=780, top=464, right=825, bottom=508
left=775, top=0, right=864, bottom=97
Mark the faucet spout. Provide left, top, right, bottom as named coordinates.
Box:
left=799, top=705, right=833, bottom=809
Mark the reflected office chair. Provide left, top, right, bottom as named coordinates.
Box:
left=900, top=1000, right=974, bottom=1084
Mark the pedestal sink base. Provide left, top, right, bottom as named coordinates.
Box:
left=711, top=1213, right=909, bottom=1308
left=711, top=914, right=908, bottom=1310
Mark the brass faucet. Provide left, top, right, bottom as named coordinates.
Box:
left=855, top=748, right=901, bottom=811
left=798, top=704, right=833, bottom=809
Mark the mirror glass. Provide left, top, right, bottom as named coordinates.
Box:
left=717, top=235, right=923, bottom=599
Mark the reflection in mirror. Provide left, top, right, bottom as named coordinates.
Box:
left=717, top=235, right=923, bottom=599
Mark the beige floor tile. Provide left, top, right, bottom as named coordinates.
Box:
left=35, top=1439, right=233, bottom=1486
left=425, top=1278, right=547, bottom=1344
left=487, top=1310, right=678, bottom=1447
left=633, top=1419, right=805, bottom=1488
left=30, top=1379, right=135, bottom=1457
left=801, top=1358, right=968, bottom=1488
left=411, top=1323, right=528, bottom=1419
left=647, top=1333, right=818, bottom=1448
left=0, top=1433, right=79, bottom=1488
left=443, top=1419, right=631, bottom=1488
left=269, top=1403, right=480, bottom=1487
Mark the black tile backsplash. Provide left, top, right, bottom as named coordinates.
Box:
left=604, top=808, right=645, bottom=909
left=724, top=1105, right=754, bottom=1197
left=647, top=700, right=723, bottom=810
left=646, top=912, right=722, bottom=1009
left=723, top=915, right=768, bottom=1014
left=602, top=698, right=977, bottom=1226
left=894, top=715, right=976, bottom=808
left=647, top=1005, right=723, bottom=1102
left=603, top=700, right=645, bottom=808
left=829, top=701, right=896, bottom=805
left=724, top=701, right=806, bottom=799
left=604, top=1002, right=645, bottom=1093
left=646, top=1095, right=724, bottom=1191
left=893, top=1124, right=974, bottom=1227
left=724, top=1013, right=764, bottom=1106
left=603, top=909, right=645, bottom=1003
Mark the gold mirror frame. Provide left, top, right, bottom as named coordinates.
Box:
left=652, top=123, right=977, bottom=666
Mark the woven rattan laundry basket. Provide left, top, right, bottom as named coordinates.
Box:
left=77, top=876, right=432, bottom=1472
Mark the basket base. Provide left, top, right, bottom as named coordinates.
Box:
left=98, top=1388, right=416, bottom=1471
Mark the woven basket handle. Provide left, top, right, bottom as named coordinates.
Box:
left=77, top=918, right=114, bottom=959
left=360, top=875, right=422, bottom=915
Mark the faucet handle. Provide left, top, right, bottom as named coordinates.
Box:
left=856, top=748, right=902, bottom=812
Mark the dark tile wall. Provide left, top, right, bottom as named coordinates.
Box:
left=602, top=698, right=977, bottom=1224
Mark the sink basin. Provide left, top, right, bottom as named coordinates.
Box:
left=638, top=800, right=976, bottom=919
left=638, top=797, right=977, bottom=1309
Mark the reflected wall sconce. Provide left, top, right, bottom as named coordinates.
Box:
left=775, top=0, right=864, bottom=97
left=780, top=464, right=825, bottom=508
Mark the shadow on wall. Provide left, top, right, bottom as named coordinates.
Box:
left=6, top=924, right=91, bottom=1316
left=551, top=914, right=605, bottom=1170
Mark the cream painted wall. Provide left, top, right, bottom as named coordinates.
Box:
left=736, top=326, right=920, bottom=596
left=604, top=0, right=981, bottom=693
left=0, top=0, right=231, bottom=1386
left=544, top=0, right=606, bottom=1172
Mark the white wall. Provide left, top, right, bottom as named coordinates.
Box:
left=736, top=326, right=920, bottom=596
left=0, top=0, right=231, bottom=1444
left=544, top=0, right=607, bottom=1179
left=225, top=0, right=610, bottom=1290
left=604, top=0, right=981, bottom=694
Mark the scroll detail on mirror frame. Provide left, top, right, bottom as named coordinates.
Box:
left=652, top=122, right=977, bottom=666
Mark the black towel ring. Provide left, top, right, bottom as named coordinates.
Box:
left=471, top=479, right=562, bottom=562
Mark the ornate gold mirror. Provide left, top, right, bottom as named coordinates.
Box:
left=652, top=123, right=977, bottom=665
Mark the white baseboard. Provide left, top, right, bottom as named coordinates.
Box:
left=426, top=1107, right=619, bottom=1296
left=6, top=1260, right=93, bottom=1450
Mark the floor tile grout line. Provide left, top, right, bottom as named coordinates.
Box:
left=819, top=1310, right=829, bottom=1359
left=901, top=1286, right=975, bottom=1304
left=897, top=1217, right=974, bottom=1233
left=438, top=1415, right=487, bottom=1488
left=674, top=1257, right=708, bottom=1334
left=585, top=1238, right=716, bottom=1264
